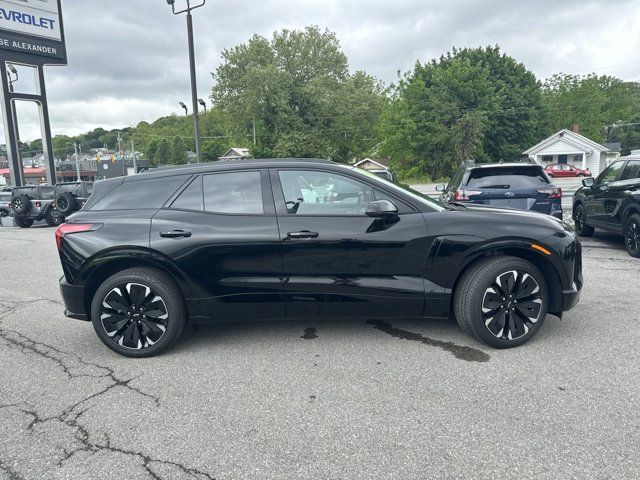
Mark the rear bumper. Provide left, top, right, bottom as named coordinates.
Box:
left=59, top=276, right=89, bottom=321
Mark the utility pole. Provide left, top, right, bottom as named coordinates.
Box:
left=252, top=115, right=256, bottom=146
left=167, top=0, right=205, bottom=163
left=117, top=132, right=125, bottom=176
left=131, top=139, right=137, bottom=174
left=73, top=142, right=81, bottom=181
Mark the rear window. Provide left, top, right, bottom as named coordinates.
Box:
left=90, top=176, right=189, bottom=210
left=39, top=187, right=54, bottom=200
left=466, top=167, right=549, bottom=189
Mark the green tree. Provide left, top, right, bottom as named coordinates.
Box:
left=542, top=74, right=640, bottom=143
left=155, top=138, right=171, bottom=166
left=211, top=26, right=383, bottom=162
left=171, top=136, right=187, bottom=164
left=378, top=46, right=545, bottom=178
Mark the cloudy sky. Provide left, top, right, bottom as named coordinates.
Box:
left=10, top=0, right=640, bottom=140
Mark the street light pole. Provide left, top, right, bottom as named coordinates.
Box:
left=73, top=142, right=81, bottom=181
left=167, top=0, right=205, bottom=163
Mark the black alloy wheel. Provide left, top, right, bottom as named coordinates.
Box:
left=625, top=214, right=640, bottom=258
left=481, top=270, right=543, bottom=340
left=573, top=204, right=594, bottom=237
left=100, top=283, right=169, bottom=349
left=91, top=268, right=185, bottom=357
left=454, top=256, right=549, bottom=348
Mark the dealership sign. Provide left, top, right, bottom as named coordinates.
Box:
left=0, top=0, right=66, bottom=63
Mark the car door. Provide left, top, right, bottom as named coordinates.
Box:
left=586, top=161, right=626, bottom=226
left=272, top=167, right=430, bottom=320
left=150, top=170, right=284, bottom=323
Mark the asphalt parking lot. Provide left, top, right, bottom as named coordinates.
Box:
left=0, top=224, right=638, bottom=480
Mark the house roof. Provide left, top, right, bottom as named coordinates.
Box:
left=220, top=147, right=251, bottom=158
left=353, top=157, right=391, bottom=169
left=524, top=129, right=610, bottom=156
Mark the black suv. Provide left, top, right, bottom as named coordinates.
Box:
left=56, top=159, right=582, bottom=357
left=573, top=158, right=640, bottom=257
left=54, top=181, right=93, bottom=217
left=10, top=184, right=63, bottom=228
left=437, top=161, right=563, bottom=219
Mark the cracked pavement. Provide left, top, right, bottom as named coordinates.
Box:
left=0, top=226, right=639, bottom=479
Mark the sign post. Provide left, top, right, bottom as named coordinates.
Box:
left=0, top=0, right=67, bottom=187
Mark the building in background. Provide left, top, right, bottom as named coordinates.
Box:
left=524, top=129, right=620, bottom=176
left=219, top=148, right=251, bottom=161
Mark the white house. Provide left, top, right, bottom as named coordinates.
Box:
left=523, top=129, right=620, bottom=176
left=219, top=147, right=251, bottom=161
left=353, top=157, right=391, bottom=172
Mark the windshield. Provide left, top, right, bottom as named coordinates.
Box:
left=466, top=167, right=549, bottom=189
left=346, top=165, right=446, bottom=211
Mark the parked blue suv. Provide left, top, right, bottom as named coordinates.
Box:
left=437, top=161, right=563, bottom=218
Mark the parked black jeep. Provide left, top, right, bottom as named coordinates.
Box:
left=10, top=184, right=63, bottom=228
left=572, top=158, right=640, bottom=257
left=54, top=181, right=93, bottom=217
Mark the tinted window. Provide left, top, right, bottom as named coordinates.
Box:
left=203, top=171, right=263, bottom=214
left=466, top=167, right=549, bottom=189
left=39, top=187, right=54, bottom=200
left=91, top=176, right=188, bottom=210
left=620, top=161, right=640, bottom=181
left=279, top=170, right=374, bottom=215
left=171, top=176, right=203, bottom=211
left=596, top=162, right=623, bottom=185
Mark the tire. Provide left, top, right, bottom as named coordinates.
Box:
left=55, top=192, right=77, bottom=215
left=90, top=268, right=186, bottom=358
left=0, top=209, right=8, bottom=217
left=11, top=194, right=31, bottom=215
left=454, top=256, right=548, bottom=349
left=45, top=209, right=64, bottom=227
left=14, top=217, right=34, bottom=228
left=573, top=204, right=594, bottom=237
left=547, top=174, right=554, bottom=178
left=624, top=213, right=640, bottom=258
left=576, top=173, right=584, bottom=177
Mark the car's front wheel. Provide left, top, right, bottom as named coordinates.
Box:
left=624, top=213, right=640, bottom=258
left=573, top=204, right=594, bottom=237
left=90, top=268, right=186, bottom=357
left=454, top=256, right=548, bottom=348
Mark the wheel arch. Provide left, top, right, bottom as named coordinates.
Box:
left=449, top=245, right=564, bottom=316
left=622, top=204, right=640, bottom=226
left=81, top=251, right=194, bottom=320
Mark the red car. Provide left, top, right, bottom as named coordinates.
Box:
left=544, top=163, right=592, bottom=178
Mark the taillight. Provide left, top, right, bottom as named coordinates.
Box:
left=55, top=223, right=97, bottom=251
left=453, top=190, right=483, bottom=201
left=537, top=187, right=562, bottom=199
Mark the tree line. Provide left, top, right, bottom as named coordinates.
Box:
left=46, top=26, right=640, bottom=181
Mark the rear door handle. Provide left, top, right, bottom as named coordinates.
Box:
left=160, top=230, right=192, bottom=238
left=287, top=230, right=319, bottom=239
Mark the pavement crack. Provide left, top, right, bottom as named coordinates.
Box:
left=367, top=320, right=490, bottom=363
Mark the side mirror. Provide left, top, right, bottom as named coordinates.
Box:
left=435, top=184, right=446, bottom=192
left=366, top=200, right=398, bottom=218
left=582, top=177, right=594, bottom=187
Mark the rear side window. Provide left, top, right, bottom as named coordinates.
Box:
left=466, top=167, right=549, bottom=189
left=39, top=187, right=54, bottom=200
left=620, top=161, right=640, bottom=181
left=171, top=176, right=203, bottom=211
left=203, top=171, right=263, bottom=214
left=91, top=176, right=189, bottom=210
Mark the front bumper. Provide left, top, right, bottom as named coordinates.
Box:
left=561, top=283, right=581, bottom=312
left=59, top=276, right=89, bottom=321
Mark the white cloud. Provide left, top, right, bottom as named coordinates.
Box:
left=10, top=0, right=640, bottom=140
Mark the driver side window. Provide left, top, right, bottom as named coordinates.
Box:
left=278, top=170, right=374, bottom=216
left=596, top=161, right=623, bottom=185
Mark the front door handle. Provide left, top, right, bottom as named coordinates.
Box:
left=160, top=230, right=192, bottom=238
left=287, top=230, right=319, bottom=239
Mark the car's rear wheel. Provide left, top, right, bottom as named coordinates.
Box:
left=454, top=256, right=548, bottom=348
left=91, top=268, right=186, bottom=357
left=14, top=217, right=33, bottom=228
left=573, top=204, right=594, bottom=237
left=624, top=213, right=640, bottom=258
